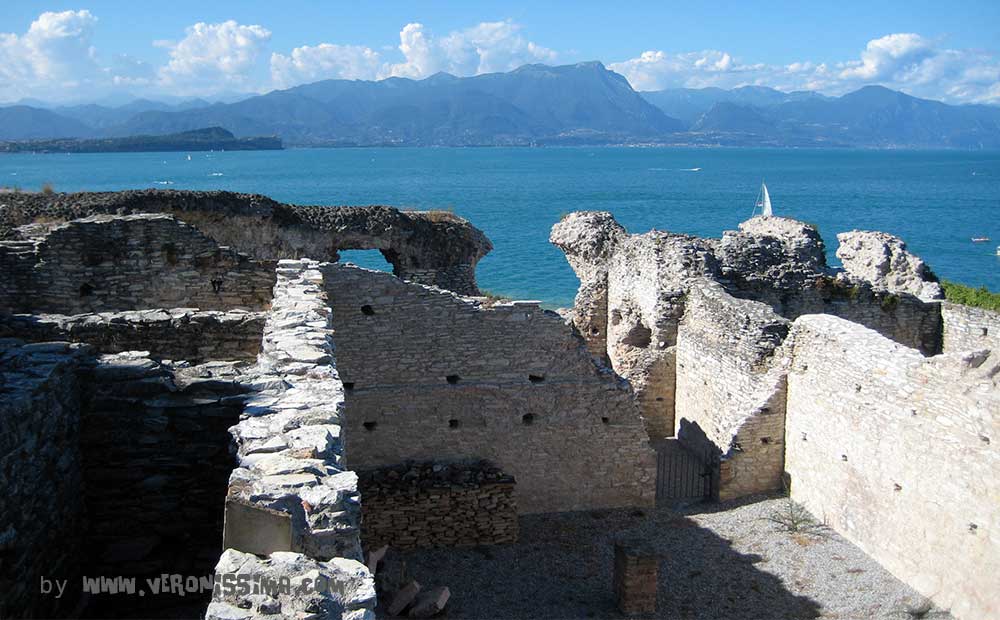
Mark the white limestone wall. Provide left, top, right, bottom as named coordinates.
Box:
left=942, top=301, right=1000, bottom=353
left=785, top=314, right=999, bottom=620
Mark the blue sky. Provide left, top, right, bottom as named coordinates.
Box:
left=3, top=1, right=999, bottom=104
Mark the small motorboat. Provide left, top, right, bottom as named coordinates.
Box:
left=971, top=236, right=991, bottom=243
left=996, top=246, right=1000, bottom=256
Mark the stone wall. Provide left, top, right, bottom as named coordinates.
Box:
left=78, top=354, right=250, bottom=617
left=1, top=190, right=492, bottom=295
left=208, top=258, right=375, bottom=620
left=755, top=279, right=942, bottom=356
left=0, top=214, right=275, bottom=314
left=0, top=309, right=264, bottom=363
left=322, top=263, right=656, bottom=514
left=358, top=461, right=517, bottom=549
left=0, top=340, right=88, bottom=618
left=784, top=315, right=999, bottom=620
left=673, top=281, right=789, bottom=501
left=941, top=301, right=1000, bottom=353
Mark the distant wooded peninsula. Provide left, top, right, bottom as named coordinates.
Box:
left=0, top=127, right=282, bottom=154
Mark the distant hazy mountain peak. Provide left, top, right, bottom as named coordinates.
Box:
left=4, top=63, right=998, bottom=148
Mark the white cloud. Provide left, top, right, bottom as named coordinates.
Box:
left=270, top=43, right=381, bottom=88
left=610, top=33, right=1000, bottom=104
left=158, top=20, right=271, bottom=94
left=609, top=50, right=758, bottom=91
left=839, top=33, right=933, bottom=81
left=266, top=20, right=556, bottom=90
left=0, top=10, right=101, bottom=100
left=383, top=20, right=556, bottom=79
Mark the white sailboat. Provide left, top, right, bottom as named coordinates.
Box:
left=752, top=181, right=773, bottom=217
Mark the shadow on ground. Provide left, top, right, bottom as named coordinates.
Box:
left=380, top=501, right=823, bottom=619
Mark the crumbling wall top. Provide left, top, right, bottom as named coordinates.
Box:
left=719, top=216, right=827, bottom=290
left=1, top=190, right=492, bottom=294
left=836, top=230, right=943, bottom=301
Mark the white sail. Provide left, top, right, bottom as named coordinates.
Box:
left=761, top=183, right=772, bottom=216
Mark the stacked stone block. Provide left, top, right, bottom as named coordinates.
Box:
left=613, top=540, right=659, bottom=615
left=358, top=461, right=517, bottom=549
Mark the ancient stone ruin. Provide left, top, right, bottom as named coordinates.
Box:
left=553, top=211, right=998, bottom=620
left=1, top=190, right=997, bottom=620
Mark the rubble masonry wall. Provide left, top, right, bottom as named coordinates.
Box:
left=209, top=258, right=375, bottom=620
left=0, top=310, right=264, bottom=363
left=0, top=214, right=275, bottom=314
left=0, top=341, right=88, bottom=619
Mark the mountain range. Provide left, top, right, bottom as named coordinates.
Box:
left=2, top=61, right=999, bottom=148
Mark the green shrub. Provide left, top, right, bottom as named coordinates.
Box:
left=478, top=289, right=513, bottom=307
left=941, top=280, right=1000, bottom=312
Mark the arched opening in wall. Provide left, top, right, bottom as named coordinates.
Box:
left=337, top=249, right=395, bottom=274
left=79, top=283, right=95, bottom=297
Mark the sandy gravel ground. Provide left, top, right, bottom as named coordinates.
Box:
left=380, top=494, right=952, bottom=620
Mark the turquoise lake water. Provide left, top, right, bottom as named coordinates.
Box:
left=2, top=147, right=998, bottom=307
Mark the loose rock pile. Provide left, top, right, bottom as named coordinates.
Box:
left=368, top=546, right=451, bottom=618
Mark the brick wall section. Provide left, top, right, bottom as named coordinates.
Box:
left=674, top=281, right=789, bottom=501
left=0, top=309, right=264, bottom=363
left=784, top=315, right=999, bottom=620
left=322, top=263, right=656, bottom=514
left=358, top=461, right=517, bottom=549
left=613, top=540, right=659, bottom=615
left=0, top=341, right=88, bottom=618
left=0, top=214, right=275, bottom=314
left=941, top=301, right=1000, bottom=353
